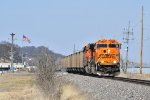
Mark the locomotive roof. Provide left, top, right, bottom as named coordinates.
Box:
left=96, top=39, right=121, bottom=44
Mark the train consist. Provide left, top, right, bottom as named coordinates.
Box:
left=61, top=39, right=121, bottom=76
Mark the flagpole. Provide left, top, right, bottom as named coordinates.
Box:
left=22, top=35, right=31, bottom=68
left=22, top=35, right=24, bottom=67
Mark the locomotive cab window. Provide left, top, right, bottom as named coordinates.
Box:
left=97, top=44, right=107, bottom=49
left=109, top=44, right=119, bottom=48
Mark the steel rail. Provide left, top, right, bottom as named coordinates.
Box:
left=104, top=77, right=150, bottom=86
left=69, top=72, right=150, bottom=86
left=58, top=70, right=150, bottom=86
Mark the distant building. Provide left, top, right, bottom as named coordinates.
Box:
left=0, top=63, right=24, bottom=69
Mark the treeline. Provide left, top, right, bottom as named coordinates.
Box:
left=0, top=41, right=64, bottom=64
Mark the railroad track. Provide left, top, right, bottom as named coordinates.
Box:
left=60, top=71, right=150, bottom=86
left=104, top=76, right=150, bottom=86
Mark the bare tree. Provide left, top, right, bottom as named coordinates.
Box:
left=35, top=48, right=58, bottom=99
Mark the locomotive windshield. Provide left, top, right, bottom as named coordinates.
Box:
left=97, top=44, right=107, bottom=48
left=109, top=44, right=119, bottom=48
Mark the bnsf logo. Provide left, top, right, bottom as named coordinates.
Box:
left=99, top=54, right=119, bottom=58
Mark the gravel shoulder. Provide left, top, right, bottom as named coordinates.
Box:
left=56, top=72, right=150, bottom=100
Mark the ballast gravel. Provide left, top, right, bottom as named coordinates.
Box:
left=56, top=72, right=150, bottom=100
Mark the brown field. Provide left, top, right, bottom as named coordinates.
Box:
left=0, top=72, right=45, bottom=100
left=0, top=72, right=86, bottom=100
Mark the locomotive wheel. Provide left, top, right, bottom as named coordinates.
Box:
left=85, top=66, right=89, bottom=74
left=85, top=66, right=91, bottom=74
left=91, top=66, right=96, bottom=74
left=85, top=63, right=92, bottom=74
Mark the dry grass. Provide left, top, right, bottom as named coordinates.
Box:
left=0, top=73, right=45, bottom=100
left=0, top=72, right=87, bottom=100
left=60, top=84, right=86, bottom=100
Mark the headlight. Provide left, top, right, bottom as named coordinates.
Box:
left=113, top=60, right=117, bottom=64
left=101, top=61, right=104, bottom=63
left=108, top=49, right=110, bottom=53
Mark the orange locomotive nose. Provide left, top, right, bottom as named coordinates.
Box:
left=95, top=40, right=121, bottom=66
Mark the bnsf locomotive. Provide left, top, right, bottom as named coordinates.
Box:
left=61, top=39, right=121, bottom=76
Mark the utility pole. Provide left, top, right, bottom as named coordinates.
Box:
left=140, top=6, right=144, bottom=74
left=123, top=21, right=134, bottom=73
left=10, top=33, right=15, bottom=70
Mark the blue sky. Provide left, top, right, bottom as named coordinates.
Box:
left=0, top=0, right=150, bottom=63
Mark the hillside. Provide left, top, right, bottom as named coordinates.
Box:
left=0, top=41, right=64, bottom=64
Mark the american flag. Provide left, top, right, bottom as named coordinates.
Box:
left=23, top=35, right=31, bottom=43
